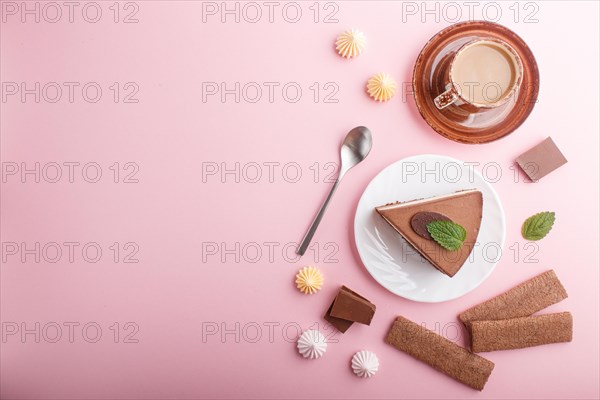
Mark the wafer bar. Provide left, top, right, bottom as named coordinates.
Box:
left=459, top=270, right=568, bottom=327
left=470, top=312, right=573, bottom=353
left=385, top=316, right=494, bottom=391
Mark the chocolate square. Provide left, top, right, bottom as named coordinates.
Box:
left=339, top=285, right=369, bottom=302
left=330, top=293, right=375, bottom=325
left=324, top=300, right=353, bottom=333
left=515, top=137, right=567, bottom=181
left=323, top=286, right=376, bottom=333
left=330, top=287, right=375, bottom=325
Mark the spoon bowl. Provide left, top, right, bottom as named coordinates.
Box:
left=340, top=126, right=373, bottom=176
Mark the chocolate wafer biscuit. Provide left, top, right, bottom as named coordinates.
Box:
left=385, top=316, right=494, bottom=391
left=470, top=312, right=573, bottom=353
left=459, top=270, right=568, bottom=327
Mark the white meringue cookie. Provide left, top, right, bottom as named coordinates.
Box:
left=297, top=329, right=327, bottom=359
left=351, top=350, right=379, bottom=378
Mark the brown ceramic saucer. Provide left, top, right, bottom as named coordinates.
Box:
left=413, top=21, right=539, bottom=144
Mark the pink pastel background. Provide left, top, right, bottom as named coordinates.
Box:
left=1, top=1, right=599, bottom=399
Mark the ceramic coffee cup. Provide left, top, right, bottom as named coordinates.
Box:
left=434, top=38, right=524, bottom=111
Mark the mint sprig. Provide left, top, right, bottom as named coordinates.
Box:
left=426, top=220, right=467, bottom=251
left=522, top=211, right=555, bottom=241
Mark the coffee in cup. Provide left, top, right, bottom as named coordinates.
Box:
left=434, top=39, right=523, bottom=110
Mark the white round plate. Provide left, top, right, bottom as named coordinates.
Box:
left=354, top=154, right=506, bottom=303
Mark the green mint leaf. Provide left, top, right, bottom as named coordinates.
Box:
left=522, top=211, right=555, bottom=241
left=426, top=220, right=467, bottom=251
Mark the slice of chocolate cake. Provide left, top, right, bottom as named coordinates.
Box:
left=375, top=189, right=483, bottom=277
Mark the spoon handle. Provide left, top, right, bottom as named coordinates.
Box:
left=297, top=177, right=342, bottom=256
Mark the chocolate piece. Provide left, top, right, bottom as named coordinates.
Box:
left=338, top=285, right=370, bottom=302
left=385, top=316, right=494, bottom=391
left=470, top=312, right=573, bottom=353
left=324, top=286, right=375, bottom=332
left=515, top=137, right=567, bottom=181
left=410, top=212, right=451, bottom=240
left=330, top=287, right=375, bottom=325
left=324, top=301, right=353, bottom=333
left=376, top=189, right=482, bottom=277
left=459, top=270, right=568, bottom=328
